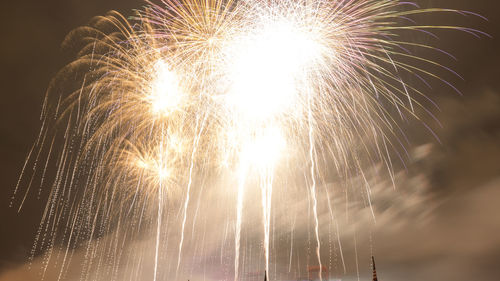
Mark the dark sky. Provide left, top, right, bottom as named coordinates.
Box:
left=1, top=0, right=499, bottom=280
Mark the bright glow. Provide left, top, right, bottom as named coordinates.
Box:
left=133, top=134, right=183, bottom=184
left=136, top=157, right=171, bottom=182
left=149, top=59, right=183, bottom=115
left=227, top=19, right=322, bottom=120
left=240, top=126, right=287, bottom=170
left=168, top=134, right=184, bottom=154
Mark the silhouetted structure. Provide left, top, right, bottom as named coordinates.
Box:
left=263, top=270, right=267, bottom=281
left=372, top=256, right=378, bottom=281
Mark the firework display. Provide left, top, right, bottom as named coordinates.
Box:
left=13, top=0, right=484, bottom=280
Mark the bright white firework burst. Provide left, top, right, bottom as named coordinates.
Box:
left=13, top=0, right=486, bottom=280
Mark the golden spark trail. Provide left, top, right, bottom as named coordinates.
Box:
left=234, top=165, right=247, bottom=281
left=308, top=90, right=323, bottom=281
left=261, top=175, right=273, bottom=281
left=154, top=178, right=163, bottom=281
left=177, top=117, right=205, bottom=274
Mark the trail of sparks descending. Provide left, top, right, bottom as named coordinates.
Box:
left=308, top=89, right=323, bottom=281
left=13, top=0, right=486, bottom=280
left=234, top=164, right=247, bottom=281
left=154, top=176, right=163, bottom=281
left=177, top=116, right=205, bottom=275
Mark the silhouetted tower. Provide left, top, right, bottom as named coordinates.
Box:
left=263, top=271, right=267, bottom=281
left=372, top=256, right=378, bottom=281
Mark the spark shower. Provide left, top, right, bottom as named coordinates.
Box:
left=13, top=0, right=485, bottom=280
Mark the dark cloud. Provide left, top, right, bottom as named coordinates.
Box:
left=428, top=91, right=500, bottom=192
left=339, top=90, right=500, bottom=280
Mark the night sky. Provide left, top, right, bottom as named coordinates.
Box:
left=1, top=0, right=499, bottom=280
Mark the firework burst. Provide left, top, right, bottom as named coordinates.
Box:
left=14, top=0, right=485, bottom=280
